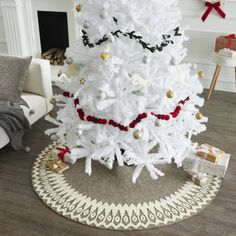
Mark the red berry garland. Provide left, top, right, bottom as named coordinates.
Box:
left=62, top=92, right=190, bottom=132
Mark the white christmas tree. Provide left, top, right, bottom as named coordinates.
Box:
left=46, top=0, right=207, bottom=183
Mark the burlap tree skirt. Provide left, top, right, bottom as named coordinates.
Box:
left=32, top=143, right=222, bottom=230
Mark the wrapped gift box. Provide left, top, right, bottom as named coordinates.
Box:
left=187, top=172, right=208, bottom=187
left=197, top=143, right=225, bottom=163
left=47, top=159, right=69, bottom=174
left=52, top=146, right=77, bottom=164
left=215, top=35, right=236, bottom=53
left=183, top=153, right=230, bottom=178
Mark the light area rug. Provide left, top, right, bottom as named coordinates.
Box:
left=32, top=143, right=222, bottom=230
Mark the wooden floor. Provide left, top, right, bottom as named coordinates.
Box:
left=0, top=90, right=236, bottom=236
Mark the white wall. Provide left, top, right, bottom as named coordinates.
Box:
left=0, top=7, right=8, bottom=54
left=180, top=0, right=236, bottom=92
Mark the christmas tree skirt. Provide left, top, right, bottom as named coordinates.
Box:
left=32, top=143, right=222, bottom=230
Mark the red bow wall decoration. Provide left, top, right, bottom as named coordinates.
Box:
left=201, top=1, right=226, bottom=22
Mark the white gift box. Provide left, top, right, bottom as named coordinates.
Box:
left=183, top=153, right=231, bottom=178
left=52, top=147, right=77, bottom=164
left=218, top=48, right=236, bottom=58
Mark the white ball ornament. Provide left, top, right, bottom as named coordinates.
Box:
left=77, top=129, right=83, bottom=136
left=155, top=119, right=162, bottom=127
left=24, top=146, right=31, bottom=153
left=100, top=9, right=108, bottom=19
left=108, top=34, right=115, bottom=43
left=83, top=20, right=90, bottom=29
left=142, top=56, right=150, bottom=64
left=97, top=91, right=106, bottom=100
left=66, top=57, right=73, bottom=65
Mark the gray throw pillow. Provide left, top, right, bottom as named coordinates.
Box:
left=0, top=55, right=32, bottom=103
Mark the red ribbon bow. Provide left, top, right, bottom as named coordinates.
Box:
left=56, top=147, right=71, bottom=161
left=201, top=2, right=226, bottom=22
left=224, top=34, right=236, bottom=49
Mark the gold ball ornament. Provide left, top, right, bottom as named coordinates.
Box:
left=100, top=52, right=111, bottom=61
left=166, top=90, right=174, bottom=99
left=198, top=71, right=205, bottom=79
left=50, top=98, right=57, bottom=105
left=80, top=78, right=86, bottom=85
left=195, top=112, right=203, bottom=120
left=133, top=130, right=142, bottom=140
left=75, top=4, right=82, bottom=12
left=57, top=70, right=62, bottom=77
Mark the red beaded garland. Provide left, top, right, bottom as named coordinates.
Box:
left=86, top=115, right=93, bottom=122
left=63, top=92, right=190, bottom=132
left=74, top=98, right=79, bottom=106
left=63, top=92, right=71, bottom=97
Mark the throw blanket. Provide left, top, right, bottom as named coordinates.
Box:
left=0, top=101, right=31, bottom=150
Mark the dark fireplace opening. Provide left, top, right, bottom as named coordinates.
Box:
left=37, top=11, right=69, bottom=65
